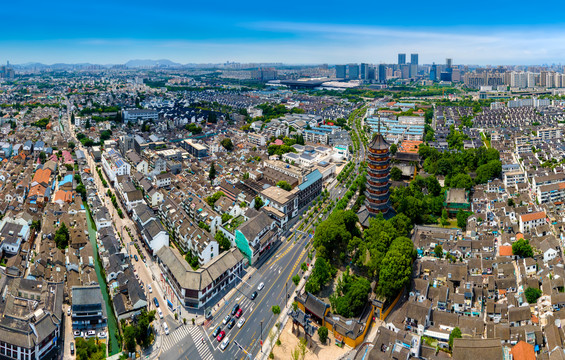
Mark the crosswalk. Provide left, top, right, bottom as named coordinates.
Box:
left=188, top=326, right=215, bottom=360
left=160, top=325, right=215, bottom=360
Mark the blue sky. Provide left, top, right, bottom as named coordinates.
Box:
left=1, top=0, right=565, bottom=65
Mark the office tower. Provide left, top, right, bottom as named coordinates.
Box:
left=336, top=65, right=347, bottom=79
left=446, top=58, right=453, bottom=69
left=398, top=53, right=406, bottom=65
left=410, top=54, right=418, bottom=65
left=430, top=63, right=437, bottom=81
left=401, top=64, right=410, bottom=79
left=378, top=64, right=387, bottom=83
left=365, top=130, right=391, bottom=215
left=410, top=64, right=418, bottom=78
left=368, top=66, right=376, bottom=81
left=451, top=68, right=461, bottom=83
left=348, top=64, right=360, bottom=79
left=360, top=63, right=369, bottom=80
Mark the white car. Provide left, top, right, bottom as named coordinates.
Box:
left=237, top=317, right=245, bottom=328
left=163, top=322, right=169, bottom=335
left=87, top=330, right=96, bottom=337
left=98, top=331, right=107, bottom=338
left=223, top=315, right=230, bottom=325
left=158, top=308, right=163, bottom=319
left=148, top=284, right=152, bottom=293
left=220, top=336, right=230, bottom=351
left=257, top=282, right=265, bottom=291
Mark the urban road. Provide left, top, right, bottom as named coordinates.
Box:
left=161, top=122, right=366, bottom=360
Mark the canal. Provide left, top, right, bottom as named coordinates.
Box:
left=84, top=204, right=121, bottom=356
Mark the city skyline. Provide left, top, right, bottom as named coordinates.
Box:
left=1, top=0, right=565, bottom=65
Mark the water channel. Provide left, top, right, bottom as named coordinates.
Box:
left=84, top=204, right=121, bottom=355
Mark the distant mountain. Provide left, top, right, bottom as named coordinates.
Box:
left=125, top=59, right=182, bottom=68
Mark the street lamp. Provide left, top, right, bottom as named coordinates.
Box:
left=260, top=320, right=263, bottom=353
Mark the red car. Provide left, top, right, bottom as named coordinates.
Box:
left=216, top=330, right=226, bottom=342
left=235, top=309, right=243, bottom=318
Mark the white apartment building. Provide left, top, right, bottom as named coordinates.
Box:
left=503, top=170, right=526, bottom=188
left=519, top=211, right=547, bottom=233
left=247, top=132, right=266, bottom=146
left=101, top=149, right=131, bottom=182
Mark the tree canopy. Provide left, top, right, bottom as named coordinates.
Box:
left=221, top=138, right=234, bottom=151
left=512, top=238, right=533, bottom=258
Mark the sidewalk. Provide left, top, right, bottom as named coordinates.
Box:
left=257, top=259, right=314, bottom=360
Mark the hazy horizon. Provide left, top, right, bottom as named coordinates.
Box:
left=2, top=0, right=565, bottom=66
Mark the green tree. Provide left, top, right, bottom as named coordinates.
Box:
left=507, top=198, right=515, bottom=207
left=450, top=173, right=473, bottom=190
left=271, top=305, right=281, bottom=315
left=449, top=327, right=462, bottom=349
left=525, top=287, right=542, bottom=304
left=277, top=181, right=292, bottom=191
left=221, top=138, right=234, bottom=151
left=54, top=222, right=70, bottom=249
left=390, top=167, right=402, bottom=181
left=434, top=244, right=443, bottom=258
left=215, top=231, right=232, bottom=252
left=426, top=175, right=441, bottom=196
left=305, top=258, right=333, bottom=294
left=389, top=143, right=398, bottom=155
left=292, top=274, right=300, bottom=285
left=254, top=196, right=264, bottom=210
left=209, top=162, right=216, bottom=181
left=456, top=210, right=472, bottom=229
left=318, top=326, right=328, bottom=344
left=377, top=249, right=411, bottom=299
left=512, top=238, right=533, bottom=258
left=123, top=325, right=137, bottom=353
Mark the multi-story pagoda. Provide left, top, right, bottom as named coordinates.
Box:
left=365, top=130, right=391, bottom=215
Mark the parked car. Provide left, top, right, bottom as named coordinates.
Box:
left=148, top=284, right=152, bottom=293
left=98, top=332, right=107, bottom=338
left=250, top=291, right=257, bottom=300
left=212, top=326, right=222, bottom=337
left=134, top=254, right=138, bottom=261
left=158, top=308, right=163, bottom=319
left=237, top=317, right=246, bottom=328
left=70, top=342, right=74, bottom=355
left=257, top=282, right=265, bottom=291
left=220, top=337, right=230, bottom=351
left=216, top=330, right=226, bottom=342
left=235, top=308, right=243, bottom=319
left=73, top=330, right=81, bottom=337
left=231, top=304, right=239, bottom=316
left=227, top=318, right=236, bottom=329
left=205, top=310, right=213, bottom=320
left=163, top=322, right=169, bottom=335
left=223, top=315, right=231, bottom=325
left=67, top=308, right=71, bottom=316
left=154, top=297, right=159, bottom=308
left=87, top=330, right=96, bottom=337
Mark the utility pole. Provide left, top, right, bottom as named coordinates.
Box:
left=260, top=320, right=263, bottom=352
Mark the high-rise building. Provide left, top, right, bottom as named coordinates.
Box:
left=360, top=63, right=369, bottom=80
left=368, top=66, right=376, bottom=81
left=378, top=64, right=387, bottom=83
left=401, top=64, right=410, bottom=79
left=430, top=63, right=438, bottom=81
left=410, top=54, right=418, bottom=65
left=365, top=129, right=391, bottom=215
left=446, top=58, right=453, bottom=69
left=398, top=53, right=406, bottom=65
left=336, top=65, right=347, bottom=79
left=348, top=64, right=360, bottom=79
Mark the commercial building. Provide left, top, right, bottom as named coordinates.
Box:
left=348, top=64, right=360, bottom=80
left=122, top=109, right=159, bottom=123
left=0, top=278, right=63, bottom=360
left=181, top=139, right=208, bottom=158
left=234, top=211, right=278, bottom=265
left=336, top=65, right=347, bottom=79
left=71, top=286, right=107, bottom=331
left=156, top=246, right=244, bottom=309
left=398, top=54, right=406, bottom=65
